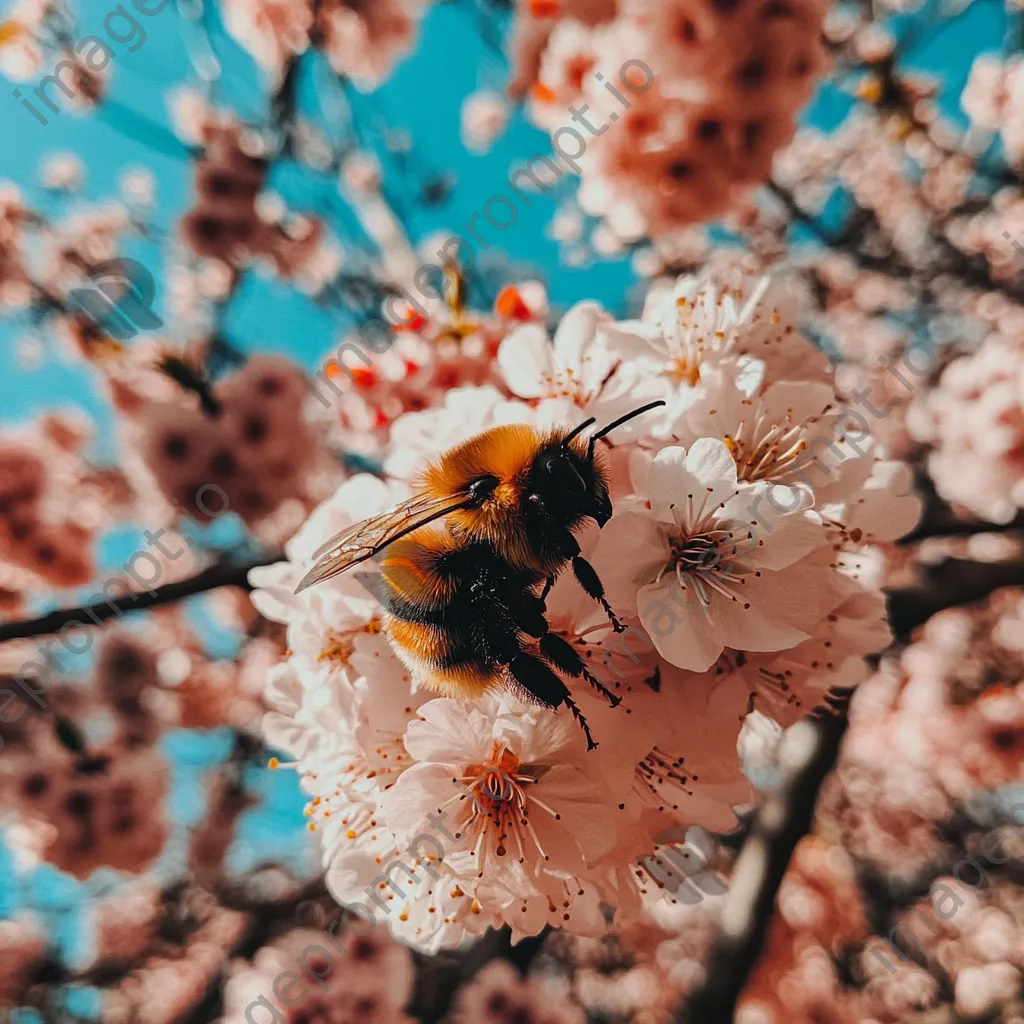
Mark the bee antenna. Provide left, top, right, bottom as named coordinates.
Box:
left=562, top=417, right=597, bottom=448
left=588, top=400, right=667, bottom=459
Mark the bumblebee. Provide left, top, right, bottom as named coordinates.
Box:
left=295, top=401, right=665, bottom=748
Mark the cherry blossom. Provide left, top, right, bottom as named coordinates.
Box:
left=593, top=439, right=827, bottom=671
left=497, top=301, right=619, bottom=412
left=461, top=91, right=509, bottom=154
left=382, top=695, right=622, bottom=897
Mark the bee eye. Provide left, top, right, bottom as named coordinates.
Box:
left=543, top=455, right=587, bottom=495
left=467, top=474, right=499, bottom=503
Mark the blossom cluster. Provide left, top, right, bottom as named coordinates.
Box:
left=220, top=0, right=431, bottom=88
left=0, top=412, right=106, bottom=597
left=908, top=331, right=1024, bottom=524
left=735, top=586, right=1024, bottom=1022
left=0, top=631, right=171, bottom=878
left=516, top=0, right=830, bottom=241
left=123, top=352, right=338, bottom=535
left=251, top=271, right=919, bottom=954
left=220, top=925, right=417, bottom=1024
left=962, top=54, right=1024, bottom=169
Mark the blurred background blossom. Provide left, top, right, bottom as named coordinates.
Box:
left=0, top=0, right=1023, bottom=1021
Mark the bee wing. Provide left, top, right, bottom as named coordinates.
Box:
left=294, top=491, right=470, bottom=593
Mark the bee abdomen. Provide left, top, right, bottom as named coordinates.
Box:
left=385, top=614, right=501, bottom=698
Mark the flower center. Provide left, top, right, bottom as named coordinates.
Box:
left=318, top=632, right=355, bottom=666
left=671, top=532, right=726, bottom=570
left=636, top=746, right=694, bottom=812
left=456, top=743, right=553, bottom=865
left=464, top=744, right=529, bottom=821
left=317, top=616, right=383, bottom=666
left=540, top=365, right=594, bottom=407
left=657, top=493, right=759, bottom=610
left=663, top=294, right=738, bottom=386
left=723, top=404, right=822, bottom=483
left=666, top=355, right=701, bottom=387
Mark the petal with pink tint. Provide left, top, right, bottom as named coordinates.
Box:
left=531, top=765, right=618, bottom=864
left=591, top=512, right=670, bottom=613
left=552, top=301, right=602, bottom=370
left=498, top=323, right=555, bottom=398
left=402, top=698, right=492, bottom=765
left=637, top=579, right=724, bottom=671
left=709, top=565, right=819, bottom=652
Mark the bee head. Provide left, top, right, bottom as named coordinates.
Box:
left=531, top=401, right=667, bottom=528
left=529, top=433, right=612, bottom=527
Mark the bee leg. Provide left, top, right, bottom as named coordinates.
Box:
left=571, top=556, right=627, bottom=634
left=538, top=633, right=621, bottom=708
left=552, top=531, right=626, bottom=633
left=507, top=652, right=566, bottom=706
left=562, top=695, right=598, bottom=752
left=508, top=652, right=597, bottom=751
left=515, top=593, right=549, bottom=636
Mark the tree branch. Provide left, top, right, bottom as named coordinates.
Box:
left=679, top=699, right=851, bottom=1023
left=896, top=473, right=1024, bottom=545
left=410, top=926, right=552, bottom=1024
left=886, top=551, right=1024, bottom=640
left=0, top=556, right=283, bottom=643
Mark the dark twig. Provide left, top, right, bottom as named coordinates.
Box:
left=886, top=548, right=1024, bottom=640
left=0, top=556, right=282, bottom=643
left=679, top=698, right=851, bottom=1023
left=896, top=472, right=1024, bottom=545
left=898, top=512, right=1024, bottom=545
left=410, top=925, right=552, bottom=1024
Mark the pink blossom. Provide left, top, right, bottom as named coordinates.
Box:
left=607, top=274, right=832, bottom=430
left=911, top=332, right=1024, bottom=523
left=539, top=0, right=829, bottom=239
left=529, top=19, right=599, bottom=132
left=220, top=926, right=416, bottom=1024
left=448, top=959, right=587, bottom=1024
left=507, top=0, right=616, bottom=101
left=593, top=439, right=827, bottom=671
left=961, top=55, right=1024, bottom=163
left=461, top=90, right=509, bottom=153
left=129, top=354, right=332, bottom=534
left=5, top=743, right=170, bottom=879
left=0, top=0, right=46, bottom=81
left=221, top=0, right=313, bottom=80
left=498, top=301, right=618, bottom=410
left=0, top=420, right=101, bottom=589
left=382, top=695, right=623, bottom=897
left=319, top=0, right=426, bottom=91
